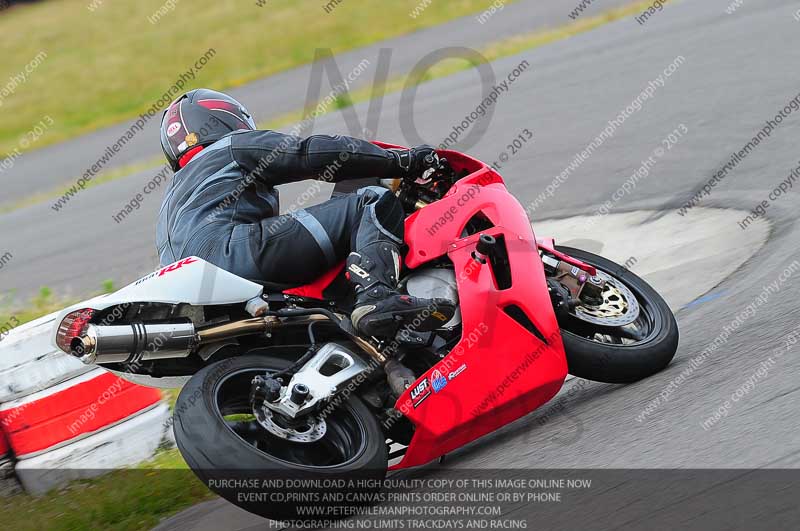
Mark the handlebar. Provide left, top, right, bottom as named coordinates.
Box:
left=396, top=154, right=458, bottom=212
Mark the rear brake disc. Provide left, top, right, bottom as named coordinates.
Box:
left=254, top=406, right=327, bottom=443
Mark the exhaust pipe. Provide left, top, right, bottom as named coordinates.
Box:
left=70, top=316, right=286, bottom=366
left=70, top=314, right=343, bottom=366
left=71, top=319, right=197, bottom=365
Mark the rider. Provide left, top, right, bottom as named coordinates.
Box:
left=157, top=89, right=454, bottom=339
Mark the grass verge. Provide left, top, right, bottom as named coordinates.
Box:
left=0, top=449, right=210, bottom=531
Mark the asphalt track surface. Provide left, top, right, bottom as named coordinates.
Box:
left=3, top=0, right=800, bottom=529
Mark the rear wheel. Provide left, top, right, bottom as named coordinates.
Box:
left=555, top=246, right=679, bottom=383
left=173, top=355, right=388, bottom=521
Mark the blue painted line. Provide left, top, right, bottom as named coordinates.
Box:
left=684, top=290, right=728, bottom=308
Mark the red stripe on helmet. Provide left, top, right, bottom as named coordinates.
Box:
left=196, top=99, right=238, bottom=111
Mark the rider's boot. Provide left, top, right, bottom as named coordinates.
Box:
left=347, top=242, right=455, bottom=339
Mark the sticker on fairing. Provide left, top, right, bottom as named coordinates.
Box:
left=410, top=379, right=431, bottom=408
left=431, top=369, right=448, bottom=393
left=448, top=363, right=467, bottom=381
left=134, top=257, right=198, bottom=285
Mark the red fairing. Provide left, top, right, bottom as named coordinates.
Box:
left=283, top=262, right=345, bottom=299
left=280, top=143, right=568, bottom=469
left=391, top=155, right=568, bottom=469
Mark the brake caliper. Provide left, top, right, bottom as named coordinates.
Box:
left=250, top=374, right=282, bottom=409
left=541, top=253, right=606, bottom=305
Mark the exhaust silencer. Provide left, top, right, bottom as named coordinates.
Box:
left=71, top=319, right=197, bottom=365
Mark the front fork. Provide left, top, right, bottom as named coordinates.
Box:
left=537, top=239, right=606, bottom=316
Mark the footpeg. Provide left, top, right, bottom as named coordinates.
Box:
left=395, top=329, right=433, bottom=346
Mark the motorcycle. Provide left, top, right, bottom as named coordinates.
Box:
left=53, top=145, right=678, bottom=521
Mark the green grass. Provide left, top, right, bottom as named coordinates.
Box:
left=0, top=287, right=61, bottom=326
left=0, top=448, right=211, bottom=531
left=0, top=0, right=516, bottom=157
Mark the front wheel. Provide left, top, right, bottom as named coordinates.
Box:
left=173, top=355, right=388, bottom=522
left=555, top=246, right=679, bottom=383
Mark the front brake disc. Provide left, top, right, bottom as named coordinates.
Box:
left=571, top=270, right=640, bottom=327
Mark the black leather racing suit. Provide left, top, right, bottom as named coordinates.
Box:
left=156, top=130, right=406, bottom=287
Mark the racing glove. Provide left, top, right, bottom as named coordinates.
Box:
left=389, top=145, right=438, bottom=178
